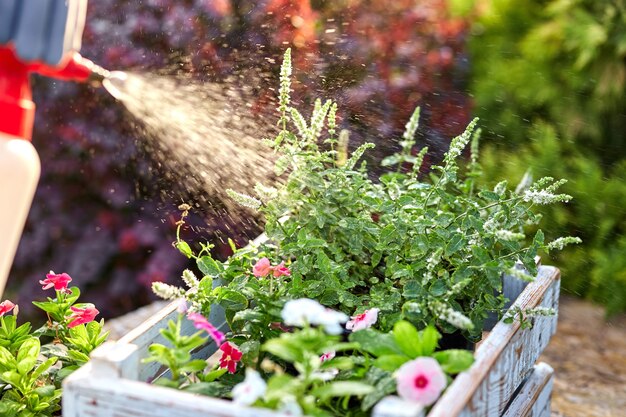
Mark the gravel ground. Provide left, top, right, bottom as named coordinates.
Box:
left=105, top=295, right=626, bottom=416
left=542, top=295, right=626, bottom=417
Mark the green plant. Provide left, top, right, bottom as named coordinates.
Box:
left=466, top=0, right=626, bottom=313
left=148, top=49, right=577, bottom=414
left=0, top=273, right=108, bottom=416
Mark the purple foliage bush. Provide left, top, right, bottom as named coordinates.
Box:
left=8, top=0, right=470, bottom=320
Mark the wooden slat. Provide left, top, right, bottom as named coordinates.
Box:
left=63, top=365, right=292, bottom=417
left=427, top=266, right=560, bottom=417
left=501, top=362, right=554, bottom=417
left=117, top=297, right=227, bottom=381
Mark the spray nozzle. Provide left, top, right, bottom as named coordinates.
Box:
left=102, top=71, right=129, bottom=101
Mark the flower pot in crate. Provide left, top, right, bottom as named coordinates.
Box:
left=62, top=266, right=560, bottom=417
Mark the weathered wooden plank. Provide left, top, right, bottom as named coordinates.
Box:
left=427, top=266, right=560, bottom=417
left=117, top=296, right=227, bottom=382
left=63, top=364, right=292, bottom=417
left=501, top=362, right=554, bottom=417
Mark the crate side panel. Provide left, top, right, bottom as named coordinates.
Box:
left=428, top=266, right=560, bottom=417
left=501, top=362, right=554, bottom=417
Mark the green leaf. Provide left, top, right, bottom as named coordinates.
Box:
left=197, top=256, right=223, bottom=277
left=202, top=367, right=228, bottom=382
left=393, top=321, right=421, bottom=358
left=0, top=346, right=16, bottom=370
left=217, top=289, right=248, bottom=311
left=311, top=381, right=374, bottom=400
left=349, top=329, right=402, bottom=357
left=433, top=349, right=474, bottom=374
left=445, top=233, right=465, bottom=256
left=373, top=354, right=410, bottom=371
left=262, top=339, right=301, bottom=363
left=16, top=338, right=39, bottom=364
left=403, top=280, right=423, bottom=299
left=175, top=241, right=193, bottom=258
left=265, top=374, right=298, bottom=401
left=180, top=359, right=209, bottom=373
left=419, top=326, right=441, bottom=356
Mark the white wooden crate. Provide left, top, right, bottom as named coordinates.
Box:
left=62, top=266, right=560, bottom=417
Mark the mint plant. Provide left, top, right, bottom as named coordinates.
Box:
left=223, top=49, right=579, bottom=340
left=148, top=49, right=578, bottom=413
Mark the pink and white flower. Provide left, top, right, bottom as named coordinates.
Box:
left=67, top=305, right=99, bottom=328
left=281, top=298, right=348, bottom=335
left=272, top=261, right=291, bottom=277
left=232, top=368, right=267, bottom=405
left=218, top=342, right=243, bottom=373
left=346, top=308, right=380, bottom=332
left=39, top=271, right=72, bottom=293
left=320, top=351, right=336, bottom=362
left=395, top=357, right=447, bottom=406
left=187, top=312, right=225, bottom=346
left=253, top=258, right=272, bottom=277
left=0, top=300, right=15, bottom=316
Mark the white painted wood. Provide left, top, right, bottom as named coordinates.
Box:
left=501, top=362, right=554, bottom=417
left=427, top=266, right=560, bottom=417
left=63, top=265, right=560, bottom=417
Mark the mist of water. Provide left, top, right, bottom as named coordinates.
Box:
left=103, top=72, right=279, bottom=230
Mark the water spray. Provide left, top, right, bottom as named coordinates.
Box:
left=0, top=0, right=125, bottom=297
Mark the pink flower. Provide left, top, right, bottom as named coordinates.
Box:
left=272, top=261, right=291, bottom=277
left=253, top=258, right=272, bottom=277
left=218, top=342, right=243, bottom=373
left=320, top=351, right=336, bottom=362
left=346, top=308, right=380, bottom=332
left=0, top=300, right=15, bottom=316
left=396, top=357, right=447, bottom=406
left=39, top=272, right=72, bottom=293
left=187, top=312, right=225, bottom=346
left=67, top=305, right=99, bottom=328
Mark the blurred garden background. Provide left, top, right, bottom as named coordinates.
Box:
left=5, top=0, right=625, bottom=332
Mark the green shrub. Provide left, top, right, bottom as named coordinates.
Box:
left=466, top=0, right=626, bottom=314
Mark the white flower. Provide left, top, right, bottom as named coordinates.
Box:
left=316, top=309, right=349, bottom=335
left=346, top=308, right=380, bottom=332
left=311, top=368, right=339, bottom=382
left=254, top=183, right=278, bottom=202
left=546, top=236, right=582, bottom=251
left=278, top=396, right=303, bottom=416
left=495, top=229, right=525, bottom=241
left=430, top=301, right=474, bottom=330
left=522, top=189, right=572, bottom=205
left=232, top=369, right=267, bottom=406
left=226, top=189, right=262, bottom=209
left=281, top=299, right=348, bottom=335
left=151, top=282, right=184, bottom=300
left=181, top=269, right=199, bottom=289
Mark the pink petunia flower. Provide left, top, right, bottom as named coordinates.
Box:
left=396, top=357, right=447, bottom=406
left=320, top=351, right=336, bottom=362
left=272, top=261, right=291, bottom=277
left=67, top=305, right=99, bottom=328
left=346, top=308, right=380, bottom=332
left=253, top=258, right=272, bottom=277
left=218, top=342, right=243, bottom=373
left=39, top=272, right=72, bottom=293
left=0, top=300, right=15, bottom=316
left=187, top=312, right=225, bottom=346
